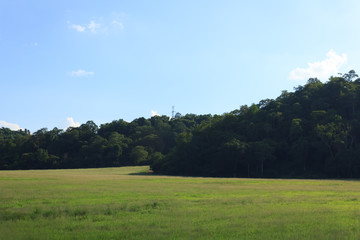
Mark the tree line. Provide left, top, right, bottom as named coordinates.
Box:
left=0, top=114, right=210, bottom=170
left=2, top=71, right=360, bottom=178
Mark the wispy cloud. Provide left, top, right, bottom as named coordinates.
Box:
left=88, top=20, right=101, bottom=34
left=67, top=20, right=101, bottom=34
left=71, top=23, right=86, bottom=32
left=111, top=12, right=125, bottom=30
left=70, top=69, right=94, bottom=77
left=289, top=50, right=347, bottom=81
left=112, top=20, right=124, bottom=30
left=151, top=110, right=160, bottom=117
left=67, top=14, right=124, bottom=35
left=63, top=117, right=80, bottom=129
left=0, top=120, right=23, bottom=131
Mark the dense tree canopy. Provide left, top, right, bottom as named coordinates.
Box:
left=2, top=71, right=360, bottom=178
left=0, top=114, right=206, bottom=170
left=152, top=71, right=360, bottom=178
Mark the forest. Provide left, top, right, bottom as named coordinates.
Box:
left=1, top=70, right=360, bottom=178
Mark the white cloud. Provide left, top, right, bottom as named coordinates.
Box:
left=63, top=117, right=80, bottom=129
left=70, top=69, right=94, bottom=77
left=112, top=20, right=124, bottom=30
left=67, top=20, right=100, bottom=34
left=72, top=24, right=86, bottom=32
left=0, top=120, right=23, bottom=131
left=151, top=110, right=160, bottom=117
left=111, top=12, right=125, bottom=30
left=88, top=20, right=101, bottom=34
left=289, top=50, right=347, bottom=81
left=67, top=21, right=86, bottom=32
left=68, top=16, right=123, bottom=34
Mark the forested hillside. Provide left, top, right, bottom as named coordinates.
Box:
left=2, top=71, right=360, bottom=178
left=153, top=71, right=360, bottom=178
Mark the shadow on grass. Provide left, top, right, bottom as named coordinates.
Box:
left=126, top=166, right=360, bottom=180
left=128, top=170, right=155, bottom=176
left=129, top=170, right=360, bottom=181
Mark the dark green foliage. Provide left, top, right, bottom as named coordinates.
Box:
left=2, top=70, right=360, bottom=178
left=154, top=70, right=360, bottom=178
left=0, top=114, right=203, bottom=170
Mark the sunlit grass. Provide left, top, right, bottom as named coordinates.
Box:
left=1, top=166, right=360, bottom=239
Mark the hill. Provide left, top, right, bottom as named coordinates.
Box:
left=153, top=71, right=360, bottom=178
left=1, top=70, right=360, bottom=178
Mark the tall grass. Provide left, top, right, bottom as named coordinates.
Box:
left=1, top=166, right=360, bottom=239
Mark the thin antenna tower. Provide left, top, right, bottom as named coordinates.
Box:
left=172, top=106, right=175, bottom=119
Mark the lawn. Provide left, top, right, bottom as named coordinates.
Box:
left=1, top=166, right=360, bottom=239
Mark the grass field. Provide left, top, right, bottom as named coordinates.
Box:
left=1, top=166, right=360, bottom=239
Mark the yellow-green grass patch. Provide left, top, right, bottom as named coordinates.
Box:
left=1, top=166, right=360, bottom=239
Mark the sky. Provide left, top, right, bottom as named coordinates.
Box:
left=1, top=0, right=360, bottom=132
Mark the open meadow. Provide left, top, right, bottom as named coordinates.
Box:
left=1, top=166, right=360, bottom=239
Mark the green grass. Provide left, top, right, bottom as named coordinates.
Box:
left=1, top=166, right=360, bottom=239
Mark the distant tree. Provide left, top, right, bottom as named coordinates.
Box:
left=340, top=70, right=359, bottom=82
left=130, top=146, right=149, bottom=165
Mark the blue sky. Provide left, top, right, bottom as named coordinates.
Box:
left=1, top=0, right=360, bottom=132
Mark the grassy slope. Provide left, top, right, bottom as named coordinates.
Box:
left=1, top=166, right=360, bottom=240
